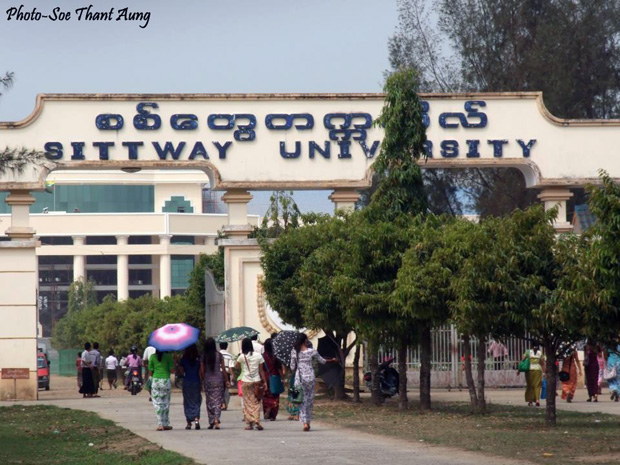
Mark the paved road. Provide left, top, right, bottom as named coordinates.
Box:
left=9, top=376, right=536, bottom=465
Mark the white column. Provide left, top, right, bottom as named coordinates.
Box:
left=72, top=236, right=86, bottom=282
left=4, top=190, right=36, bottom=240
left=221, top=189, right=253, bottom=238
left=116, top=235, right=129, bottom=301
left=159, top=235, right=171, bottom=298
left=329, top=189, right=361, bottom=212
left=537, top=188, right=574, bottom=233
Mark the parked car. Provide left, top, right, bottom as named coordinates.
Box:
left=37, top=352, right=50, bottom=390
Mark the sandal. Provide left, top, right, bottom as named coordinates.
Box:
left=185, top=423, right=192, bottom=430
left=214, top=420, right=220, bottom=430
left=208, top=423, right=214, bottom=430
left=303, top=423, right=310, bottom=432
left=195, top=421, right=201, bottom=430
left=255, top=423, right=264, bottom=431
left=163, top=426, right=173, bottom=430
left=157, top=426, right=164, bottom=431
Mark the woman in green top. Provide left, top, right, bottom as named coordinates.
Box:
left=148, top=349, right=175, bottom=431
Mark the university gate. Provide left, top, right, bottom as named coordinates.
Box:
left=1, top=92, right=619, bottom=399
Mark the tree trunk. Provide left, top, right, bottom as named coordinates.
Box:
left=398, top=337, right=409, bottom=410
left=544, top=340, right=558, bottom=426
left=419, top=324, right=432, bottom=412
left=353, top=340, right=361, bottom=403
left=369, top=341, right=383, bottom=406
left=328, top=332, right=347, bottom=400
left=462, top=334, right=478, bottom=410
left=476, top=335, right=487, bottom=413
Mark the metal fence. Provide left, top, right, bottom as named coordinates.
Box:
left=57, top=349, right=81, bottom=377
left=376, top=325, right=529, bottom=389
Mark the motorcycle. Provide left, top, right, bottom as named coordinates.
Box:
left=129, top=368, right=143, bottom=395
left=364, top=356, right=400, bottom=398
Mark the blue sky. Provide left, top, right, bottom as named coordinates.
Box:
left=0, top=0, right=399, bottom=214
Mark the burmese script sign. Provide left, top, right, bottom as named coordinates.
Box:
left=1, top=92, right=619, bottom=190
left=1, top=368, right=30, bottom=379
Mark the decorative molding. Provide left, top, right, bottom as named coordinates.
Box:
left=256, top=275, right=317, bottom=339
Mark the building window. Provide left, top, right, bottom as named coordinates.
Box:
left=162, top=196, right=193, bottom=213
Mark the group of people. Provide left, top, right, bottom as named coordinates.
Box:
left=77, top=343, right=154, bottom=397
left=140, top=332, right=337, bottom=432
left=521, top=341, right=620, bottom=406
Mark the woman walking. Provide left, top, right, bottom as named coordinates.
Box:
left=606, top=345, right=620, bottom=401
left=522, top=342, right=544, bottom=407
left=560, top=348, right=581, bottom=403
left=290, top=333, right=338, bottom=431
left=200, top=337, right=229, bottom=430
left=262, top=338, right=284, bottom=421
left=584, top=340, right=600, bottom=402
left=148, top=349, right=174, bottom=431
left=235, top=338, right=268, bottom=431
left=179, top=344, right=202, bottom=430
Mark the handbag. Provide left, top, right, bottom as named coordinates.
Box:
left=604, top=366, right=617, bottom=380
left=559, top=371, right=570, bottom=382
left=289, top=370, right=304, bottom=404
left=269, top=374, right=285, bottom=394
left=541, top=378, right=547, bottom=400
left=518, top=353, right=531, bottom=373
left=244, top=355, right=265, bottom=400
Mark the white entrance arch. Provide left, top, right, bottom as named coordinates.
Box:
left=1, top=92, right=619, bottom=399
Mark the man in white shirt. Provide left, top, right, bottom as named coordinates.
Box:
left=251, top=334, right=264, bottom=354
left=105, top=349, right=119, bottom=389
left=219, top=342, right=235, bottom=410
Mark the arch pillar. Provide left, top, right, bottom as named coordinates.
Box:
left=5, top=190, right=36, bottom=240
left=116, top=235, right=129, bottom=301
left=329, top=189, right=360, bottom=212
left=537, top=188, right=574, bottom=233
left=221, top=189, right=253, bottom=238
left=72, top=236, right=86, bottom=282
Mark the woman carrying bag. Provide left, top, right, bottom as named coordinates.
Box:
left=235, top=337, right=268, bottom=430
left=560, top=347, right=581, bottom=403
left=262, top=338, right=285, bottom=421
left=521, top=342, right=545, bottom=407
left=289, top=333, right=338, bottom=432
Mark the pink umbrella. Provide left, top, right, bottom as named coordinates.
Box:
left=148, top=323, right=200, bottom=351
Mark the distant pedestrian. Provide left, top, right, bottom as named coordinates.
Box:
left=488, top=339, right=509, bottom=370
left=262, top=338, right=284, bottom=421
left=606, top=345, right=620, bottom=401
left=290, top=333, right=338, bottom=431
left=522, top=342, right=544, bottom=407
left=235, top=337, right=268, bottom=431
left=560, top=348, right=581, bottom=403
left=76, top=352, right=83, bottom=388
left=251, top=334, right=264, bottom=354
left=597, top=346, right=605, bottom=395
left=219, top=342, right=234, bottom=410
left=201, top=337, right=229, bottom=429
left=79, top=342, right=97, bottom=398
left=584, top=340, right=599, bottom=402
left=105, top=349, right=119, bottom=389
left=179, top=344, right=202, bottom=430
left=90, top=342, right=102, bottom=396
left=148, top=349, right=174, bottom=431
left=125, top=346, right=142, bottom=389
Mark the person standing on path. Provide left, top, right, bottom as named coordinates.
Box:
left=105, top=349, right=119, bottom=389
left=560, top=348, right=581, bottom=403
left=79, top=342, right=97, bottom=398
left=148, top=349, right=175, bottom=431
left=289, top=333, right=338, bottom=431
left=200, top=337, right=229, bottom=429
left=522, top=342, right=544, bottom=407
left=606, top=345, right=620, bottom=401
left=179, top=344, right=202, bottom=430
left=90, top=342, right=103, bottom=395
left=262, top=338, right=284, bottom=421
left=584, top=340, right=600, bottom=402
left=235, top=338, right=268, bottom=431
left=219, top=342, right=234, bottom=410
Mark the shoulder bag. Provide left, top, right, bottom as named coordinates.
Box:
left=289, top=352, right=304, bottom=404
left=265, top=362, right=285, bottom=395
left=518, top=352, right=531, bottom=373
left=603, top=365, right=617, bottom=380
left=245, top=355, right=265, bottom=400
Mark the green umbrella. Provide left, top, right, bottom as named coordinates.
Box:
left=216, top=326, right=259, bottom=343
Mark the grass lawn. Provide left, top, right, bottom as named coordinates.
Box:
left=314, top=398, right=620, bottom=465
left=0, top=405, right=195, bottom=465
